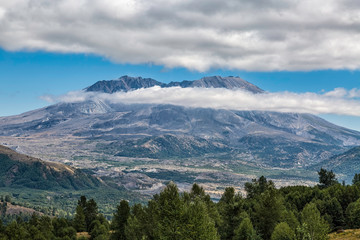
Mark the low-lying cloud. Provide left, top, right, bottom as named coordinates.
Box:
left=41, top=87, right=360, bottom=116
left=2, top=0, right=360, bottom=71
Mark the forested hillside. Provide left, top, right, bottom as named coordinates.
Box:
left=1, top=169, right=360, bottom=240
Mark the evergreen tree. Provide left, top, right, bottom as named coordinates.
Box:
left=189, top=183, right=221, bottom=229
left=217, top=187, right=244, bottom=240
left=253, top=189, right=284, bottom=240
left=90, top=219, right=109, bottom=240
left=74, top=205, right=86, bottom=232
left=5, top=221, right=29, bottom=240
left=78, top=195, right=87, bottom=209
left=352, top=173, right=360, bottom=185
left=180, top=198, right=219, bottom=240
left=111, top=200, right=130, bottom=240
left=245, top=176, right=275, bottom=199
left=84, top=198, right=99, bottom=232
left=4, top=195, right=11, bottom=203
left=125, top=215, right=144, bottom=240
left=233, top=216, right=257, bottom=240
left=38, top=216, right=54, bottom=240
left=125, top=204, right=148, bottom=240
left=156, top=182, right=183, bottom=240
left=318, top=168, right=338, bottom=188
left=52, top=217, right=77, bottom=239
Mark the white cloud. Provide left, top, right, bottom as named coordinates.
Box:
left=349, top=88, right=360, bottom=98
left=43, top=87, right=360, bottom=116
left=2, top=0, right=360, bottom=71
left=324, top=88, right=348, bottom=97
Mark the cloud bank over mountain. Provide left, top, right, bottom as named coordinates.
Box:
left=1, top=0, right=360, bottom=71
left=41, top=86, right=360, bottom=116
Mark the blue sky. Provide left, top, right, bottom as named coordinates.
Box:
left=1, top=0, right=360, bottom=131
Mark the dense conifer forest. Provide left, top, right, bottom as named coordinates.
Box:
left=1, top=169, right=360, bottom=240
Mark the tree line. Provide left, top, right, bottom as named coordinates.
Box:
left=1, top=168, right=360, bottom=239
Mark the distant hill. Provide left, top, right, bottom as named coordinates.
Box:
left=0, top=145, right=101, bottom=190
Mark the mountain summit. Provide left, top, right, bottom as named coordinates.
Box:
left=167, top=76, right=264, bottom=93
left=85, top=75, right=163, bottom=93
left=85, top=75, right=264, bottom=93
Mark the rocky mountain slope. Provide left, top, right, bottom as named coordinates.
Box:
left=313, top=146, right=360, bottom=183
left=1, top=100, right=358, bottom=168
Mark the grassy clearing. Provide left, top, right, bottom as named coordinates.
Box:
left=329, top=229, right=360, bottom=240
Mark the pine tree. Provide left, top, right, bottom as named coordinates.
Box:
left=233, top=216, right=256, bottom=240
left=180, top=199, right=219, bottom=240
left=111, top=200, right=130, bottom=240
left=318, top=168, right=338, bottom=188
left=217, top=187, right=243, bottom=239
left=245, top=176, right=275, bottom=199
left=352, top=173, right=360, bottom=185
left=74, top=205, right=86, bottom=232
left=85, top=199, right=98, bottom=232
left=253, top=189, right=284, bottom=240
left=156, top=182, right=183, bottom=240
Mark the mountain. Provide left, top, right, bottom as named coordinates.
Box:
left=1, top=75, right=360, bottom=195
left=1, top=102, right=359, bottom=167
left=85, top=76, right=163, bottom=93
left=85, top=75, right=264, bottom=93
left=313, top=146, right=360, bottom=183
left=167, top=75, right=264, bottom=93
left=0, top=144, right=101, bottom=190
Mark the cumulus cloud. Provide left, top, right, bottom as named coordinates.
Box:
left=1, top=0, right=360, bottom=71
left=42, top=87, right=360, bottom=116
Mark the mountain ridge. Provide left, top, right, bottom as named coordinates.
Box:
left=85, top=75, right=264, bottom=93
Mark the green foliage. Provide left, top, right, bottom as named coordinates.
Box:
left=84, top=198, right=98, bottom=232
left=299, top=203, right=329, bottom=240
left=74, top=205, right=86, bottom=232
left=5, top=172, right=360, bottom=240
left=253, top=189, right=285, bottom=240
left=345, top=198, right=360, bottom=228
left=181, top=198, right=219, bottom=240
left=90, top=219, right=109, bottom=240
left=110, top=200, right=130, bottom=240
left=217, top=187, right=244, bottom=240
left=271, top=222, right=294, bottom=240
left=318, top=168, right=338, bottom=188
left=4, top=196, right=11, bottom=203
left=352, top=173, right=360, bottom=185
left=233, top=216, right=257, bottom=240
left=245, top=176, right=275, bottom=199
left=125, top=182, right=219, bottom=240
